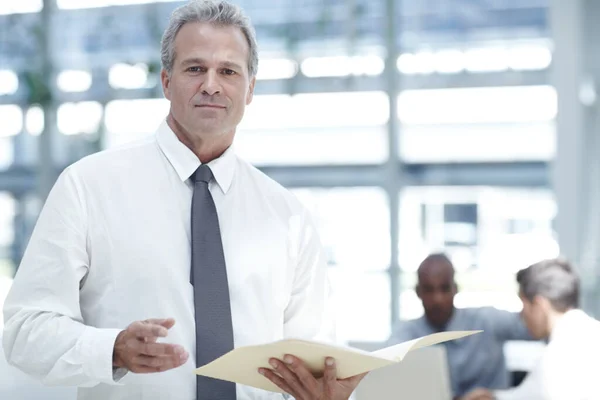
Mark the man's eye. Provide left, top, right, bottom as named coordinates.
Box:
left=222, top=69, right=236, bottom=75
left=188, top=67, right=202, bottom=72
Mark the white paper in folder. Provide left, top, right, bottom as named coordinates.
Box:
left=194, top=330, right=481, bottom=393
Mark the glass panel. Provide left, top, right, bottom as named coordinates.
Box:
left=236, top=92, right=389, bottom=165
left=0, top=138, right=14, bottom=170
left=330, top=270, right=391, bottom=342
left=398, top=86, right=557, bottom=125
left=256, top=58, right=298, bottom=80
left=0, top=192, right=15, bottom=320
left=0, top=0, right=42, bottom=15
left=398, top=186, right=558, bottom=320
left=0, top=270, right=12, bottom=329
left=240, top=92, right=389, bottom=130
left=300, top=55, right=384, bottom=78
left=290, top=187, right=390, bottom=272
left=398, top=86, right=557, bottom=162
left=57, top=0, right=180, bottom=9
left=108, top=63, right=150, bottom=90
left=234, top=126, right=387, bottom=165
left=290, top=187, right=391, bottom=342
left=0, top=70, right=19, bottom=95
left=395, top=45, right=549, bottom=76
left=0, top=105, right=23, bottom=138
left=58, top=102, right=103, bottom=136
left=57, top=70, right=93, bottom=93
left=0, top=192, right=15, bottom=250
left=26, top=106, right=44, bottom=136
left=104, top=99, right=169, bottom=148
left=400, top=122, right=555, bottom=162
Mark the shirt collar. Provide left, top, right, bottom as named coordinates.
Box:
left=444, top=307, right=461, bottom=331
left=156, top=119, right=236, bottom=194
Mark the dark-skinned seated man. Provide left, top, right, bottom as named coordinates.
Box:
left=386, top=253, right=533, bottom=399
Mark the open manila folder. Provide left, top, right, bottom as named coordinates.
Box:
left=194, top=330, right=481, bottom=393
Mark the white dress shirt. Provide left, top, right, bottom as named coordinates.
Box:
left=3, top=121, right=335, bottom=400
left=494, top=309, right=600, bottom=400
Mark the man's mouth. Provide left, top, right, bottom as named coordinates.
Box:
left=195, top=104, right=226, bottom=109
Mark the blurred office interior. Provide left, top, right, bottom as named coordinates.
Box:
left=0, top=0, right=598, bottom=363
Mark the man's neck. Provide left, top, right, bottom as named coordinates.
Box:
left=167, top=114, right=232, bottom=163
left=427, top=309, right=455, bottom=332
left=547, top=308, right=569, bottom=338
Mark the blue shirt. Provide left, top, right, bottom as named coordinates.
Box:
left=387, top=307, right=532, bottom=397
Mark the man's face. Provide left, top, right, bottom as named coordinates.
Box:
left=161, top=22, right=255, bottom=141
left=416, top=262, right=457, bottom=329
left=519, top=293, right=548, bottom=339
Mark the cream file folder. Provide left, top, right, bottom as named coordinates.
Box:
left=194, top=330, right=480, bottom=393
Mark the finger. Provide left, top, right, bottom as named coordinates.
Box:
left=269, top=358, right=311, bottom=399
left=259, top=368, right=295, bottom=396
left=282, top=355, right=319, bottom=393
left=128, top=364, right=179, bottom=374
left=133, top=352, right=189, bottom=369
left=323, top=357, right=337, bottom=387
left=133, top=341, right=187, bottom=357
left=144, top=318, right=176, bottom=330
left=129, top=366, right=164, bottom=374
left=143, top=336, right=158, bottom=344
left=130, top=321, right=169, bottom=339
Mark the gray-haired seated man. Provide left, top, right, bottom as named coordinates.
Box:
left=462, top=258, right=600, bottom=400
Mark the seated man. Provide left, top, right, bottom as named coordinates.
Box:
left=387, top=253, right=532, bottom=398
left=463, top=258, right=600, bottom=400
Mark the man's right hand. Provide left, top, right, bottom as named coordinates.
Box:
left=113, top=318, right=189, bottom=373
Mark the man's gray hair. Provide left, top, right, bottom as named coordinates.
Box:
left=517, top=258, right=580, bottom=312
left=160, top=0, right=259, bottom=77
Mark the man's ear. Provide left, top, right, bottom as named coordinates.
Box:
left=416, top=285, right=422, bottom=300
left=161, top=69, right=171, bottom=100
left=246, top=76, right=256, bottom=105
left=534, top=295, right=552, bottom=311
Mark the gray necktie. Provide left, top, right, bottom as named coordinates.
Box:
left=190, top=164, right=236, bottom=400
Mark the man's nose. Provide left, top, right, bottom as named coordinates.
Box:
left=432, top=292, right=446, bottom=303
left=202, top=70, right=222, bottom=96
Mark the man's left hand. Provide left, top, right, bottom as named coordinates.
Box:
left=259, top=355, right=367, bottom=400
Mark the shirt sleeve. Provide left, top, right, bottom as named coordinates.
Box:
left=283, top=208, right=336, bottom=343
left=2, top=167, right=124, bottom=387
left=486, top=307, right=532, bottom=342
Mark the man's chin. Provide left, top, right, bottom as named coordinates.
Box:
left=427, top=315, right=450, bottom=329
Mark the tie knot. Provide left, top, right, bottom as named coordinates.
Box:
left=193, top=165, right=214, bottom=184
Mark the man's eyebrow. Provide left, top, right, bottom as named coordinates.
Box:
left=180, top=57, right=205, bottom=66
left=179, top=58, right=244, bottom=70
left=220, top=61, right=244, bottom=70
